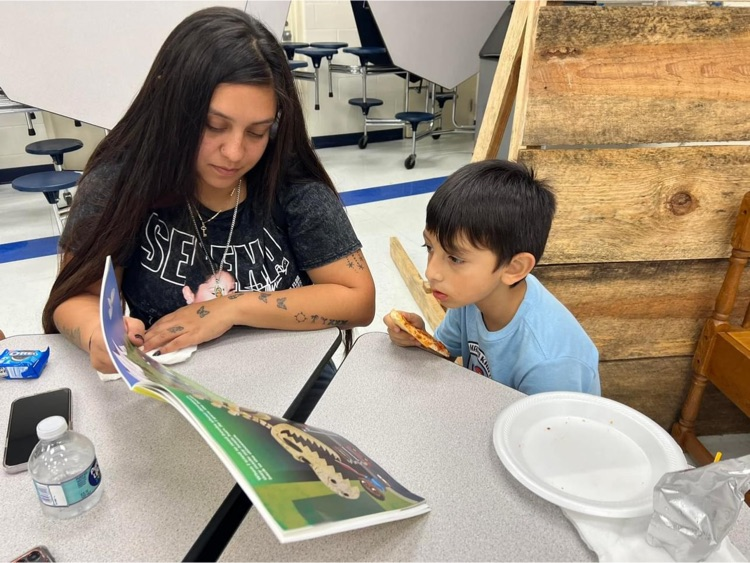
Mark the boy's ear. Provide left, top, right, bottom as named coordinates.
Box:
left=501, top=252, right=536, bottom=285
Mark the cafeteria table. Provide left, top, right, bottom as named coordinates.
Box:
left=0, top=327, right=341, bottom=562
left=220, top=331, right=750, bottom=561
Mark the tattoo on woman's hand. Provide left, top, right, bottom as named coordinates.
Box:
left=196, top=306, right=209, bottom=318
left=168, top=326, right=184, bottom=333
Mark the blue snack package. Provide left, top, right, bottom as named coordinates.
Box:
left=0, top=347, right=50, bottom=379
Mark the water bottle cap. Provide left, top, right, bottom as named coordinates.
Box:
left=37, top=416, right=68, bottom=441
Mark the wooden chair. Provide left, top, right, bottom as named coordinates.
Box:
left=672, top=192, right=750, bottom=475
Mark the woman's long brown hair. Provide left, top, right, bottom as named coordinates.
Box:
left=43, top=7, right=334, bottom=333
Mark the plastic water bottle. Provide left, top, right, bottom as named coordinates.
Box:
left=28, top=416, right=102, bottom=519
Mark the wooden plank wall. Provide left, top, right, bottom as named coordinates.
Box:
left=516, top=5, right=750, bottom=433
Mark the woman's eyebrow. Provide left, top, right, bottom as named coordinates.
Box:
left=207, top=109, right=275, bottom=125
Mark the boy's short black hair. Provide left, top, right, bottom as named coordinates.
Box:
left=426, top=159, right=556, bottom=268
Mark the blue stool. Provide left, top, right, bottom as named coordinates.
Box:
left=12, top=170, right=81, bottom=233
left=288, top=60, right=308, bottom=71
left=343, top=47, right=408, bottom=150
left=26, top=138, right=83, bottom=171
left=343, top=46, right=387, bottom=66
left=310, top=42, right=348, bottom=97
left=348, top=98, right=384, bottom=149
left=280, top=42, right=308, bottom=61
left=395, top=112, right=435, bottom=169
left=295, top=47, right=338, bottom=110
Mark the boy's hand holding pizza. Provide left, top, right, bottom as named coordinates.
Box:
left=384, top=310, right=451, bottom=358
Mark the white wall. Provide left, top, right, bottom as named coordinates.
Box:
left=0, top=113, right=50, bottom=170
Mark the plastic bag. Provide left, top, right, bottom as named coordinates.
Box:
left=646, top=454, right=750, bottom=561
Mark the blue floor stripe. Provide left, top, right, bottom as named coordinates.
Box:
left=0, top=176, right=445, bottom=264
left=0, top=236, right=59, bottom=264
left=339, top=176, right=445, bottom=206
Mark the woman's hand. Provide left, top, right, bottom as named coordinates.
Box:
left=142, top=299, right=235, bottom=354
left=89, top=316, right=146, bottom=373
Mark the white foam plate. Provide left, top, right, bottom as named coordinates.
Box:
left=493, top=392, right=688, bottom=518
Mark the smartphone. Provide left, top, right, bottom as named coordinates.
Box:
left=11, top=545, right=55, bottom=562
left=3, top=388, right=72, bottom=474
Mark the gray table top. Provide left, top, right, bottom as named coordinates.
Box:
left=220, top=332, right=750, bottom=562
left=0, top=328, right=341, bottom=562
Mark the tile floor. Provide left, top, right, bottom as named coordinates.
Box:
left=1, top=131, right=747, bottom=461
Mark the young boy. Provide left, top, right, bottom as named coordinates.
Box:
left=384, top=159, right=600, bottom=396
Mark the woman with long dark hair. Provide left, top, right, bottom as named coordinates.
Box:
left=43, top=7, right=375, bottom=377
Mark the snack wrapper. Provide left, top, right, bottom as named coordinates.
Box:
left=0, top=347, right=50, bottom=379
left=646, top=454, right=750, bottom=561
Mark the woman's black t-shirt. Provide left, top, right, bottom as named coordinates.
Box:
left=61, top=166, right=361, bottom=327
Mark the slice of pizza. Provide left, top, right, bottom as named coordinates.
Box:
left=389, top=310, right=451, bottom=358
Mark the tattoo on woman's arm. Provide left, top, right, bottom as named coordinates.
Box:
left=276, top=298, right=287, bottom=310
left=303, top=313, right=348, bottom=327
left=258, top=292, right=271, bottom=303
left=196, top=306, right=209, bottom=318
left=346, top=250, right=366, bottom=271
left=227, top=293, right=241, bottom=300
left=320, top=316, right=347, bottom=327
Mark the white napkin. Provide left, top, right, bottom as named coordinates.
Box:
left=145, top=345, right=197, bottom=365
left=96, top=345, right=197, bottom=382
left=96, top=370, right=121, bottom=382
left=562, top=509, right=747, bottom=562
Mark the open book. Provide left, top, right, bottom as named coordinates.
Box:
left=99, top=256, right=429, bottom=543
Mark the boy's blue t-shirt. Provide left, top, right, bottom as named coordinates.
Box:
left=434, top=274, right=600, bottom=396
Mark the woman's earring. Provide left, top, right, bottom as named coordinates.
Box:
left=269, top=120, right=279, bottom=141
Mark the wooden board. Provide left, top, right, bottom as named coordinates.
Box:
left=472, top=0, right=529, bottom=162
left=601, top=355, right=750, bottom=434
left=389, top=237, right=446, bottom=331
left=519, top=146, right=750, bottom=264
left=508, top=0, right=544, bottom=162
left=523, top=6, right=750, bottom=146
left=534, top=259, right=750, bottom=361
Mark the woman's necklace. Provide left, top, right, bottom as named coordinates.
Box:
left=187, top=179, right=242, bottom=298
left=191, top=180, right=240, bottom=238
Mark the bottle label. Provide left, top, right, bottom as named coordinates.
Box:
left=33, top=458, right=101, bottom=508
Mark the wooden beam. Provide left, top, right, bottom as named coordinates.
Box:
left=508, top=0, right=545, bottom=162
left=471, top=0, right=529, bottom=162
left=389, top=237, right=446, bottom=331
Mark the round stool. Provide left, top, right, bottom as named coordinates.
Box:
left=435, top=92, right=456, bottom=109
left=310, top=42, right=348, bottom=97
left=348, top=99, right=384, bottom=149
left=12, top=170, right=81, bottom=233
left=309, top=42, right=348, bottom=50
left=395, top=111, right=435, bottom=169
left=280, top=42, right=308, bottom=61
left=342, top=46, right=387, bottom=66
left=26, top=138, right=83, bottom=171
left=288, top=60, right=308, bottom=71
left=296, top=47, right=338, bottom=110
